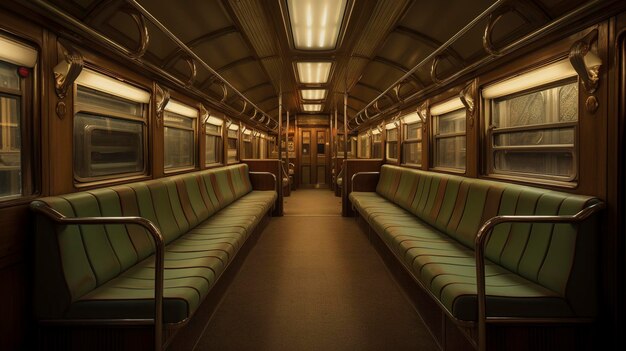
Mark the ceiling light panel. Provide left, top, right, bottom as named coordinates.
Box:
left=303, top=104, right=322, bottom=112
left=287, top=0, right=348, bottom=50
left=296, top=62, right=332, bottom=84
left=301, top=89, right=327, bottom=100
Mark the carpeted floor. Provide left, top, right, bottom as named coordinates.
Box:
left=191, top=189, right=439, bottom=351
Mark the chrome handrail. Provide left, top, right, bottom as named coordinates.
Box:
left=30, top=201, right=166, bottom=351
left=349, top=0, right=607, bottom=131
left=29, top=0, right=278, bottom=131
left=350, top=171, right=380, bottom=193
left=474, top=201, right=606, bottom=351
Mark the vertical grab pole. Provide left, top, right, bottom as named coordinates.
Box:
left=278, top=90, right=283, bottom=163
left=343, top=93, right=348, bottom=159
left=286, top=110, right=290, bottom=162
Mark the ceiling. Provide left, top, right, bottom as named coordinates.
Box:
left=42, top=0, right=591, bottom=124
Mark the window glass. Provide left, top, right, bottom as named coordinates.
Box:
left=227, top=126, right=239, bottom=163
left=403, top=122, right=423, bottom=166
left=372, top=132, right=382, bottom=158
left=488, top=80, right=577, bottom=179
left=0, top=91, right=21, bottom=198
left=205, top=120, right=222, bottom=165
left=164, top=109, right=196, bottom=170
left=358, top=133, right=371, bottom=158
left=386, top=127, right=398, bottom=160
left=433, top=108, right=466, bottom=170
left=74, top=85, right=147, bottom=180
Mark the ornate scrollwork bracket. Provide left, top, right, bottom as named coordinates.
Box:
left=430, top=55, right=446, bottom=86
left=237, top=99, right=248, bottom=116
left=392, top=82, right=404, bottom=103
left=483, top=5, right=515, bottom=57
left=460, top=80, right=477, bottom=128
left=200, top=104, right=209, bottom=133
left=54, top=44, right=84, bottom=99
left=125, top=8, right=150, bottom=59
left=569, top=29, right=601, bottom=95
left=416, top=101, right=428, bottom=124
left=219, top=82, right=228, bottom=103
left=183, top=56, right=197, bottom=88
left=155, top=84, right=170, bottom=127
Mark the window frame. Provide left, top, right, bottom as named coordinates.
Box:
left=204, top=116, right=223, bottom=166
left=484, top=78, right=579, bottom=183
left=402, top=121, right=423, bottom=167
left=73, top=71, right=150, bottom=183
left=0, top=58, right=36, bottom=203
left=431, top=100, right=467, bottom=173
left=163, top=99, right=199, bottom=173
left=227, top=123, right=240, bottom=164
left=385, top=124, right=399, bottom=162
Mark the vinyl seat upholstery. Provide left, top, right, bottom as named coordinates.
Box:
left=349, top=165, right=599, bottom=322
left=32, top=164, right=276, bottom=324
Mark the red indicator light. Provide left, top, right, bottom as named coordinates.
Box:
left=18, top=67, right=30, bottom=78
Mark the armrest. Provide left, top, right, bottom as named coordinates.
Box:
left=351, top=172, right=380, bottom=193
left=473, top=201, right=605, bottom=351
left=249, top=171, right=277, bottom=191
left=30, top=201, right=165, bottom=351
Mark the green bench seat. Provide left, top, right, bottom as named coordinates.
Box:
left=32, top=164, right=276, bottom=328
left=350, top=165, right=601, bottom=324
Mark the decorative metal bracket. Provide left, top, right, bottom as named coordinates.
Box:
left=569, top=28, right=601, bottom=95
left=250, top=109, right=258, bottom=121
left=392, top=82, right=404, bottom=103
left=183, top=56, right=197, bottom=88
left=430, top=55, right=445, bottom=86
left=460, top=79, right=477, bottom=128
left=416, top=101, right=428, bottom=124
left=482, top=5, right=515, bottom=57
left=155, top=84, right=170, bottom=127
left=200, top=104, right=209, bottom=133
left=373, top=100, right=382, bottom=113
left=54, top=44, right=84, bottom=99
left=219, top=81, right=228, bottom=103
left=237, top=99, right=248, bottom=116
left=125, top=8, right=150, bottom=59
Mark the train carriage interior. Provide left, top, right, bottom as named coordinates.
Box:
left=1, top=0, right=626, bottom=350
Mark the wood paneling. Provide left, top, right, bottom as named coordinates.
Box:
left=341, top=159, right=383, bottom=216
left=244, top=159, right=283, bottom=216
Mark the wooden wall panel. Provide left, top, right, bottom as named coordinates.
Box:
left=341, top=159, right=383, bottom=216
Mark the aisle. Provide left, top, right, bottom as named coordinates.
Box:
left=191, top=189, right=438, bottom=351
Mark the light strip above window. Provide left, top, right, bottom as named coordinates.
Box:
left=296, top=62, right=332, bottom=84
left=385, top=122, right=397, bottom=130
left=482, top=56, right=599, bottom=99
left=165, top=99, right=198, bottom=118
left=287, top=0, right=348, bottom=50
left=0, top=35, right=38, bottom=67
left=228, top=124, right=240, bottom=131
left=206, top=116, right=223, bottom=126
left=303, top=104, right=322, bottom=112
left=301, top=89, right=327, bottom=100
left=430, top=97, right=465, bottom=116
left=402, top=112, right=421, bottom=124
left=75, top=69, right=151, bottom=103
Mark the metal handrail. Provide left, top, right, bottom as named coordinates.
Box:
left=474, top=200, right=606, bottom=351
left=350, top=171, right=380, bottom=193
left=249, top=171, right=277, bottom=191
left=30, top=201, right=166, bottom=351
left=348, top=0, right=606, bottom=131
left=29, top=0, right=278, bottom=131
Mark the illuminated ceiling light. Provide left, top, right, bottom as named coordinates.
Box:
left=165, top=99, right=199, bottom=118
left=296, top=62, right=332, bottom=84
left=303, top=104, right=322, bottom=112
left=75, top=69, right=151, bottom=103
left=430, top=97, right=465, bottom=116
left=287, top=0, right=348, bottom=50
left=482, top=56, right=600, bottom=99
left=301, top=89, right=327, bottom=100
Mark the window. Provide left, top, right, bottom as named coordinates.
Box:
left=259, top=133, right=267, bottom=159
left=486, top=79, right=578, bottom=180
left=431, top=98, right=466, bottom=170
left=402, top=112, right=423, bottom=166
left=385, top=122, right=398, bottom=160
left=205, top=116, right=222, bottom=165
left=227, top=123, right=239, bottom=163
left=357, top=133, right=371, bottom=158
left=73, top=69, right=150, bottom=181
left=0, top=36, right=37, bottom=200
left=164, top=100, right=198, bottom=171
left=242, top=128, right=253, bottom=159
left=372, top=130, right=382, bottom=158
